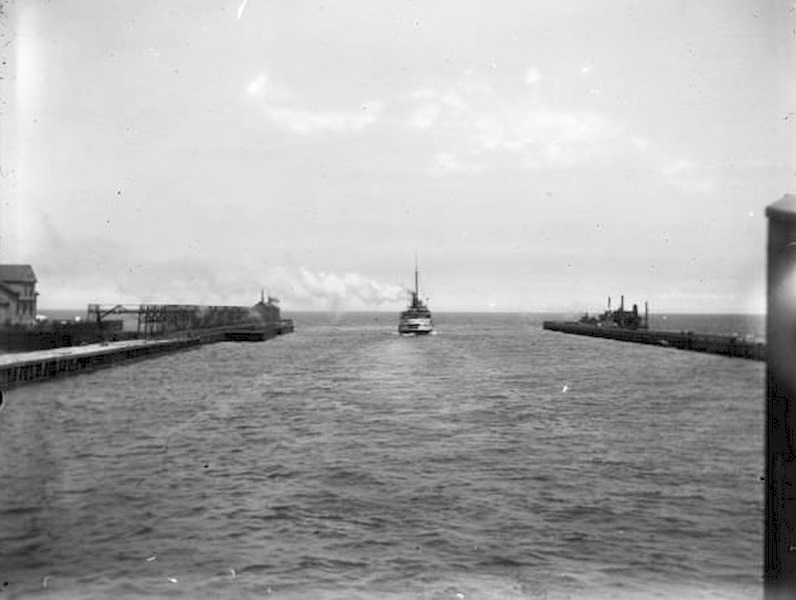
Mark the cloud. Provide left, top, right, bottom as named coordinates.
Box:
left=408, top=103, right=442, bottom=130
left=290, top=267, right=405, bottom=310
left=34, top=225, right=406, bottom=310
left=263, top=106, right=378, bottom=136
left=245, top=68, right=641, bottom=171
left=243, top=67, right=636, bottom=168
left=410, top=88, right=468, bottom=110
left=428, top=151, right=486, bottom=176
left=31, top=217, right=406, bottom=309
left=662, top=159, right=717, bottom=194
left=246, top=71, right=380, bottom=136
left=499, top=107, right=625, bottom=168
left=433, top=152, right=462, bottom=172
left=402, top=74, right=634, bottom=172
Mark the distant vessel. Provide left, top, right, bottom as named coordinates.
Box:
left=543, top=295, right=765, bottom=361
left=578, top=295, right=649, bottom=330
left=398, top=261, right=434, bottom=335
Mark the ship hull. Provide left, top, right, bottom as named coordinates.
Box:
left=398, top=317, right=434, bottom=335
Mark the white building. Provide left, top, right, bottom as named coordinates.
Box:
left=0, top=264, right=38, bottom=326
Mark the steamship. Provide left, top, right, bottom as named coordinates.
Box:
left=398, top=261, right=434, bottom=335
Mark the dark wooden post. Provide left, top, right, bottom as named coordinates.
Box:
left=766, top=194, right=796, bottom=598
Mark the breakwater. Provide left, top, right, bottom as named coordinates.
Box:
left=542, top=321, right=765, bottom=361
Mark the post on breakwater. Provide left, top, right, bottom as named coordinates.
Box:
left=765, top=194, right=796, bottom=597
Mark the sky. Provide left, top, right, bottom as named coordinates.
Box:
left=0, top=0, right=794, bottom=314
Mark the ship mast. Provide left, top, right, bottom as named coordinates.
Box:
left=414, top=255, right=419, bottom=297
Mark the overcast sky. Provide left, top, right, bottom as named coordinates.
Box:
left=1, top=0, right=793, bottom=313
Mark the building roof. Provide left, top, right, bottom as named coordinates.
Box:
left=767, top=194, right=796, bottom=222
left=0, top=264, right=37, bottom=283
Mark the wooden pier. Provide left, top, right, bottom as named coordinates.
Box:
left=0, top=321, right=291, bottom=390
left=0, top=338, right=198, bottom=390
left=0, top=294, right=296, bottom=390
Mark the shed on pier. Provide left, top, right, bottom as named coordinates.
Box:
left=0, top=264, right=39, bottom=326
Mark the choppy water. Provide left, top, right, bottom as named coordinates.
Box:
left=0, top=313, right=765, bottom=599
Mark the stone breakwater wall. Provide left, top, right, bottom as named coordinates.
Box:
left=542, top=321, right=765, bottom=361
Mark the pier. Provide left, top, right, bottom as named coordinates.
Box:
left=0, top=338, right=200, bottom=390
left=0, top=321, right=291, bottom=390
left=542, top=320, right=765, bottom=361
left=0, top=322, right=294, bottom=390
left=0, top=298, right=294, bottom=390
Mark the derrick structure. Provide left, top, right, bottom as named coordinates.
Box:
left=86, top=303, right=258, bottom=338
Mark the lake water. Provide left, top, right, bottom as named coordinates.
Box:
left=0, top=312, right=765, bottom=599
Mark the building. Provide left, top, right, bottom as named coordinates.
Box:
left=0, top=264, right=38, bottom=326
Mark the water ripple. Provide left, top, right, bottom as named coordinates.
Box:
left=0, top=313, right=764, bottom=599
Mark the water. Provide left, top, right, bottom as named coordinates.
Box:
left=0, top=313, right=765, bottom=599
